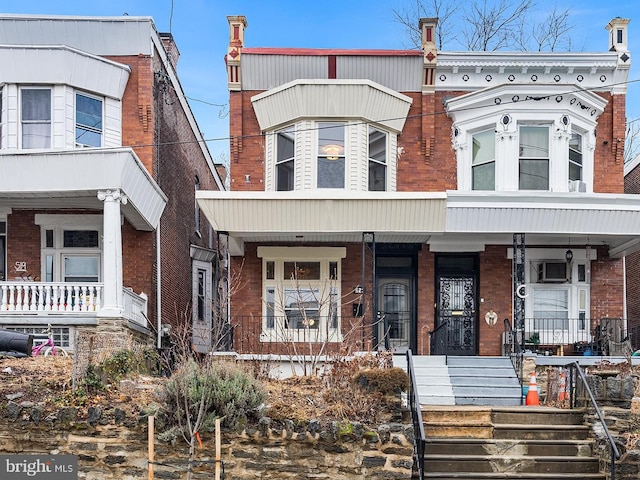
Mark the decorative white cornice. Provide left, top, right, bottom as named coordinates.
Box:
left=436, top=52, right=626, bottom=94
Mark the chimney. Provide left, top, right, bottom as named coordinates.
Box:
left=159, top=32, right=180, bottom=69
left=226, top=16, right=247, bottom=91
left=419, top=17, right=438, bottom=92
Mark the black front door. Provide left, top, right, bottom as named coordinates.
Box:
left=434, top=255, right=479, bottom=356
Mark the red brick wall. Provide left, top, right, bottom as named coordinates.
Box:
left=478, top=246, right=512, bottom=356
left=593, top=93, right=625, bottom=193
left=229, top=91, right=265, bottom=191
left=5, top=211, right=41, bottom=280
left=624, top=164, right=640, bottom=324
left=590, top=245, right=625, bottom=321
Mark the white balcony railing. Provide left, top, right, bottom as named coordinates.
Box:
left=123, top=288, right=148, bottom=328
left=0, top=282, right=148, bottom=328
left=0, top=282, right=103, bottom=313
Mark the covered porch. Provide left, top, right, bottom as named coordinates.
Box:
left=0, top=148, right=167, bottom=348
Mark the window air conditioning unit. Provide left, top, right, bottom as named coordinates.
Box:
left=568, top=180, right=586, bottom=192
left=538, top=262, right=568, bottom=283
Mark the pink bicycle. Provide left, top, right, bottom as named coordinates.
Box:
left=31, top=326, right=69, bottom=357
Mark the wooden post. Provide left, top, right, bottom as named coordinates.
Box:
left=148, top=415, right=155, bottom=480
left=215, top=418, right=221, bottom=480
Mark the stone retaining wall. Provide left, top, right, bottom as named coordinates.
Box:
left=0, top=403, right=415, bottom=479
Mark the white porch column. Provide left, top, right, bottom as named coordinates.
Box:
left=98, top=189, right=127, bottom=317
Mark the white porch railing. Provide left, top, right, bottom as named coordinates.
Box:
left=123, top=288, right=148, bottom=328
left=0, top=282, right=103, bottom=313
left=0, top=282, right=148, bottom=328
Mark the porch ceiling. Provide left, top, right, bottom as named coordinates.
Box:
left=196, top=191, right=447, bottom=255
left=0, top=148, right=167, bottom=230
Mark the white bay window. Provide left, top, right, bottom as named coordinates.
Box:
left=447, top=84, right=604, bottom=193
left=258, top=247, right=345, bottom=342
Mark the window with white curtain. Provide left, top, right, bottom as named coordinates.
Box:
left=21, top=88, right=51, bottom=149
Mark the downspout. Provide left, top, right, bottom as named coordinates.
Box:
left=156, top=219, right=162, bottom=348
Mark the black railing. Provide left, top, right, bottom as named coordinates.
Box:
left=520, top=317, right=635, bottom=355
left=429, top=320, right=448, bottom=359
left=406, top=350, right=426, bottom=480
left=567, top=361, right=621, bottom=480
left=220, top=314, right=640, bottom=356
left=503, top=318, right=524, bottom=404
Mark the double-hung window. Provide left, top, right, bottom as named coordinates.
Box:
left=75, top=93, right=103, bottom=147
left=472, top=129, right=496, bottom=190
left=519, top=125, right=549, bottom=190
left=21, top=88, right=51, bottom=149
left=276, top=127, right=295, bottom=191
left=368, top=127, right=387, bottom=191
left=317, top=122, right=345, bottom=189
left=569, top=132, right=583, bottom=181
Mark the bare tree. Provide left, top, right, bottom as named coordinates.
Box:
left=625, top=119, right=640, bottom=165
left=515, top=5, right=573, bottom=52
left=461, top=0, right=534, bottom=51
left=392, top=0, right=575, bottom=52
left=391, top=0, right=461, bottom=49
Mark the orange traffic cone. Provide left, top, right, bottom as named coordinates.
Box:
left=525, top=372, right=540, bottom=406
left=558, top=372, right=567, bottom=402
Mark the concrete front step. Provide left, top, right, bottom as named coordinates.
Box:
left=423, top=474, right=605, bottom=480
left=425, top=438, right=597, bottom=457
left=419, top=406, right=603, bottom=480
left=424, top=454, right=599, bottom=474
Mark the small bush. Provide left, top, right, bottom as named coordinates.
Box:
left=160, top=359, right=265, bottom=435
left=354, top=367, right=410, bottom=395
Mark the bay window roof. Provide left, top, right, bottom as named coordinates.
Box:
left=251, top=79, right=413, bottom=132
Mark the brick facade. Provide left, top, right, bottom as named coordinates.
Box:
left=1, top=19, right=223, bottom=351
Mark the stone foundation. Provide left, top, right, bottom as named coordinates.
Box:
left=0, top=405, right=415, bottom=480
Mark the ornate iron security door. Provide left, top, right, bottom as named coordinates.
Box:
left=436, top=275, right=477, bottom=355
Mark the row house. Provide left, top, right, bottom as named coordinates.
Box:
left=197, top=15, right=640, bottom=357
left=0, top=15, right=225, bottom=355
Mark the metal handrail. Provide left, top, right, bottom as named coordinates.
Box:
left=406, top=350, right=426, bottom=480
left=503, top=318, right=524, bottom=404
left=567, top=361, right=620, bottom=480
left=429, top=319, right=448, bottom=362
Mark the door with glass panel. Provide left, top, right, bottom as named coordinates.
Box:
left=377, top=277, right=411, bottom=353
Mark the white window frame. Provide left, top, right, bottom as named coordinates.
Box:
left=35, top=215, right=102, bottom=283
left=20, top=86, right=52, bottom=149
left=265, top=121, right=397, bottom=192
left=0, top=87, right=4, bottom=149
left=276, top=126, right=296, bottom=191
left=191, top=259, right=213, bottom=353
left=368, top=126, right=388, bottom=191
left=521, top=248, right=595, bottom=345
left=75, top=91, right=103, bottom=147
left=258, top=246, right=345, bottom=343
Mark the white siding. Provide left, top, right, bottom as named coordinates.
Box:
left=0, top=16, right=154, bottom=57
left=103, top=97, right=122, bottom=148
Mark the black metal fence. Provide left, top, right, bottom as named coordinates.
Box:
left=218, top=315, right=640, bottom=356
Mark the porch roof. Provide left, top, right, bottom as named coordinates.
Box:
left=445, top=191, right=640, bottom=258
left=198, top=190, right=640, bottom=258
left=196, top=191, right=447, bottom=255
left=0, top=148, right=167, bottom=230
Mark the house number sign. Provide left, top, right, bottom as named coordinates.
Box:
left=14, top=261, right=27, bottom=272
